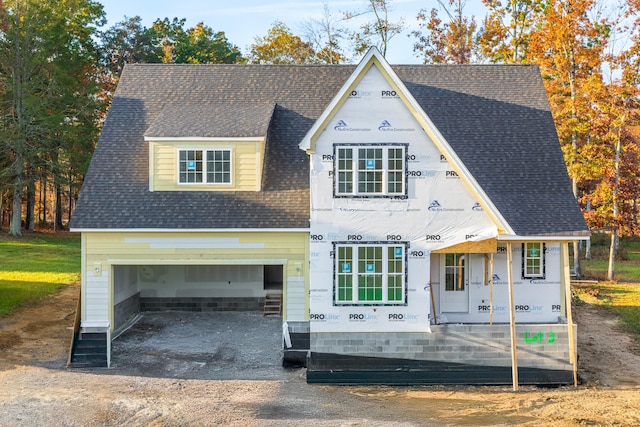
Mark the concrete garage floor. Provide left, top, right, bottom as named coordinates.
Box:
left=108, top=311, right=295, bottom=380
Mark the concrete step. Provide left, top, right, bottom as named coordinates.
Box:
left=69, top=332, right=108, bottom=368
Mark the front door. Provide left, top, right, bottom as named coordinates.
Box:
left=440, top=253, right=469, bottom=312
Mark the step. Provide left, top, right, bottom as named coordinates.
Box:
left=73, top=344, right=107, bottom=356
left=263, top=293, right=282, bottom=316
left=69, top=332, right=109, bottom=368
left=79, top=332, right=107, bottom=341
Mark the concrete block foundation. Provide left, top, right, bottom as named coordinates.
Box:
left=307, top=323, right=576, bottom=385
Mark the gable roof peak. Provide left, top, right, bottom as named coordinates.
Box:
left=298, top=47, right=399, bottom=152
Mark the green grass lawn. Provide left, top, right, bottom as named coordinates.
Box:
left=0, top=232, right=80, bottom=316
left=580, top=235, right=640, bottom=282
left=576, top=236, right=640, bottom=338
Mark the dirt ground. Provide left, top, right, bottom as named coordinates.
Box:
left=1, top=283, right=639, bottom=426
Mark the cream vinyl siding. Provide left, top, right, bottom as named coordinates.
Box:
left=81, top=231, right=309, bottom=328
left=150, top=138, right=265, bottom=191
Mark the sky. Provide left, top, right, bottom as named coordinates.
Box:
left=98, top=0, right=489, bottom=64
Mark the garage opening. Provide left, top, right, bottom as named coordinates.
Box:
left=113, top=264, right=284, bottom=333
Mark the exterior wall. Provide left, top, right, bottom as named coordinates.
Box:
left=114, top=265, right=138, bottom=305
left=308, top=63, right=497, bottom=335
left=114, top=292, right=140, bottom=331
left=140, top=297, right=263, bottom=312
left=310, top=323, right=575, bottom=371
left=430, top=243, right=564, bottom=324
left=81, top=231, right=308, bottom=330
left=137, top=265, right=264, bottom=298
left=149, top=138, right=265, bottom=192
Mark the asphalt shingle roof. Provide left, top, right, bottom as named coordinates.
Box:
left=145, top=103, right=276, bottom=138
left=70, top=62, right=588, bottom=236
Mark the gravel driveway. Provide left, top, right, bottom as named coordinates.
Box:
left=108, top=311, right=293, bottom=380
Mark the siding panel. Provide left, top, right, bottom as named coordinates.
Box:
left=82, top=231, right=309, bottom=326
left=151, top=140, right=264, bottom=191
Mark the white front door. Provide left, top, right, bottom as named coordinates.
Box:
left=440, top=253, right=469, bottom=312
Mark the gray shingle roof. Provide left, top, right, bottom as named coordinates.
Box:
left=70, top=62, right=588, bottom=236
left=145, top=103, right=275, bottom=138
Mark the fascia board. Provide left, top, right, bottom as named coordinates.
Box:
left=104, top=258, right=290, bottom=266
left=70, top=228, right=310, bottom=233
left=498, top=235, right=590, bottom=242
left=144, top=136, right=265, bottom=143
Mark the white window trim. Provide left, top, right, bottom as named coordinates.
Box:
left=522, top=242, right=546, bottom=279
left=177, top=148, right=233, bottom=185
left=333, top=143, right=408, bottom=198
left=333, top=241, right=408, bottom=306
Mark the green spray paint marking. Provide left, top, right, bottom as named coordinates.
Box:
left=524, top=331, right=556, bottom=344
left=547, top=331, right=555, bottom=343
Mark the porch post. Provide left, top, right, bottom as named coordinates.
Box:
left=429, top=271, right=438, bottom=325
left=489, top=253, right=494, bottom=325
left=507, top=242, right=518, bottom=391
left=561, top=241, right=578, bottom=387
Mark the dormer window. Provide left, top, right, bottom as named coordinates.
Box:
left=334, top=143, right=407, bottom=198
left=178, top=149, right=231, bottom=184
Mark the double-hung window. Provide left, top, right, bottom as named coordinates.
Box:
left=334, top=144, right=407, bottom=198
left=335, top=242, right=407, bottom=305
left=178, top=149, right=231, bottom=184
left=522, top=242, right=545, bottom=279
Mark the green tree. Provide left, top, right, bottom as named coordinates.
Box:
left=148, top=17, right=187, bottom=63
left=0, top=0, right=105, bottom=235
left=172, top=22, right=243, bottom=64
left=249, top=21, right=316, bottom=64
left=99, top=16, right=162, bottom=79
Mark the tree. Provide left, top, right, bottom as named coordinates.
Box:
left=344, top=0, right=404, bottom=57
left=527, top=0, right=610, bottom=276
left=135, top=17, right=185, bottom=64
left=412, top=0, right=478, bottom=64
left=477, top=0, right=542, bottom=63
left=172, top=22, right=243, bottom=64
left=302, top=3, right=348, bottom=64
left=99, top=16, right=162, bottom=79
left=249, top=21, right=316, bottom=64
left=583, top=0, right=640, bottom=279
left=0, top=0, right=105, bottom=235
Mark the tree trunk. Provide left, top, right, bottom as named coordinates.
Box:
left=0, top=188, right=4, bottom=228
left=68, top=183, right=73, bottom=225
left=585, top=201, right=592, bottom=260
left=9, top=175, right=23, bottom=236
left=607, top=128, right=622, bottom=281
left=607, top=229, right=617, bottom=281
left=55, top=182, right=65, bottom=231
left=567, top=51, right=582, bottom=277
left=573, top=241, right=581, bottom=278
left=42, top=177, right=48, bottom=227
left=25, top=179, right=35, bottom=231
